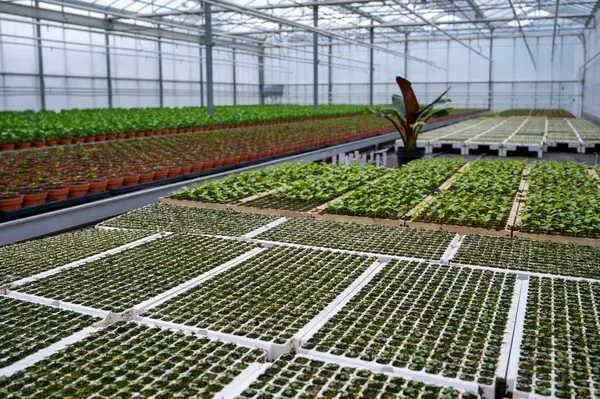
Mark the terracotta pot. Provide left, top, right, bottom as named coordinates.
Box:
left=16, top=142, right=31, bottom=149
left=239, top=154, right=250, bottom=162
left=73, top=137, right=85, bottom=143
left=88, top=180, right=108, bottom=193
left=85, top=136, right=96, bottom=143
left=23, top=192, right=48, bottom=207
left=167, top=167, right=181, bottom=178
left=123, top=175, right=140, bottom=186
left=179, top=165, right=192, bottom=175
left=190, top=163, right=203, bottom=173
left=106, top=177, right=124, bottom=190
left=96, top=135, right=107, bottom=141
left=68, top=183, right=90, bottom=197
left=213, top=159, right=224, bottom=168
left=139, top=172, right=155, bottom=184
left=48, top=188, right=70, bottom=201
left=106, top=135, right=116, bottom=141
left=127, top=133, right=136, bottom=139
left=58, top=138, right=73, bottom=145
left=145, top=131, right=154, bottom=137
left=202, top=161, right=215, bottom=171
left=1, top=143, right=15, bottom=151
left=46, top=140, right=57, bottom=146
left=153, top=170, right=168, bottom=180
left=136, top=132, right=145, bottom=137
left=0, top=195, right=24, bottom=211
left=117, top=134, right=127, bottom=140
left=34, top=141, right=46, bottom=148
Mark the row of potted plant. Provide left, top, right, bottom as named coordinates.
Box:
left=416, top=159, right=525, bottom=229
left=0, top=321, right=265, bottom=398
left=100, top=203, right=279, bottom=237
left=145, top=246, right=375, bottom=344
left=243, top=354, right=480, bottom=398
left=0, top=104, right=374, bottom=147
left=517, top=161, right=600, bottom=238
left=516, top=277, right=598, bottom=397
left=452, top=235, right=600, bottom=280
left=326, top=157, right=465, bottom=220
left=0, top=228, right=149, bottom=285
left=19, top=234, right=258, bottom=313
left=0, top=296, right=99, bottom=369
left=0, top=115, right=393, bottom=212
left=0, top=106, right=482, bottom=149
left=302, top=261, right=515, bottom=386
left=257, top=217, right=455, bottom=259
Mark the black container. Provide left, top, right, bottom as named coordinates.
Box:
left=396, top=148, right=426, bottom=167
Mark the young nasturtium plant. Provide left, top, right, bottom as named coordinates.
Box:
left=368, top=77, right=453, bottom=152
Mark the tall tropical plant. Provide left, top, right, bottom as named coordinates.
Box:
left=368, top=77, right=453, bottom=152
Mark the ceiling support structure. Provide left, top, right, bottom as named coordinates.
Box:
left=551, top=0, right=560, bottom=61
left=313, top=5, right=318, bottom=110
left=388, top=0, right=490, bottom=60
left=204, top=1, right=214, bottom=115
left=229, top=14, right=590, bottom=36
left=198, top=0, right=437, bottom=66
left=104, top=26, right=113, bottom=109
left=0, top=1, right=260, bottom=52
left=507, top=0, right=538, bottom=70
left=328, top=36, right=333, bottom=105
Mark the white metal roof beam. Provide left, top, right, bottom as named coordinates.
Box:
left=464, top=0, right=493, bottom=30
left=387, top=0, right=490, bottom=60
left=195, top=0, right=440, bottom=66
left=508, top=0, right=538, bottom=70
left=0, top=1, right=262, bottom=52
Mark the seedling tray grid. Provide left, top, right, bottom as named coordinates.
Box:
left=2, top=212, right=600, bottom=398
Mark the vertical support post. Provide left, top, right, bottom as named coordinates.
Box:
left=313, top=5, right=318, bottom=109
left=105, top=28, right=113, bottom=108
left=232, top=46, right=237, bottom=105
left=328, top=36, right=332, bottom=105
left=157, top=26, right=164, bottom=108
left=404, top=33, right=409, bottom=78
left=204, top=1, right=214, bottom=115
left=488, top=36, right=493, bottom=110
left=199, top=45, right=204, bottom=107
left=369, top=25, right=374, bottom=106
left=258, top=45, right=264, bottom=105
left=34, top=0, right=46, bottom=110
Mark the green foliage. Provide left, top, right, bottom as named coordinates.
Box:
left=327, top=157, right=464, bottom=219
left=0, top=105, right=371, bottom=144
left=517, top=161, right=600, bottom=237
left=418, top=159, right=525, bottom=229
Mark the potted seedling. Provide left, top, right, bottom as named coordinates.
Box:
left=368, top=77, right=452, bottom=166
left=0, top=189, right=24, bottom=211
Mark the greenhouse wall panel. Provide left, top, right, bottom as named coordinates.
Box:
left=583, top=9, right=600, bottom=121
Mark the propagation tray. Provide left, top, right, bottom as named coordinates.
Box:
left=2, top=207, right=599, bottom=398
